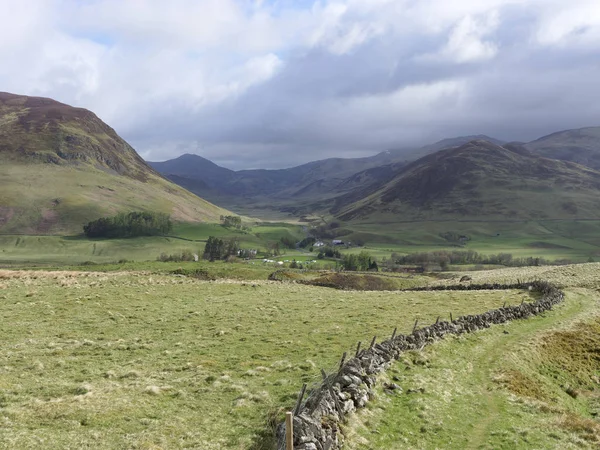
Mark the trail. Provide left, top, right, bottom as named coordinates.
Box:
left=349, top=288, right=599, bottom=449
left=464, top=289, right=591, bottom=449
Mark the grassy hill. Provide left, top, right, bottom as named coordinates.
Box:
left=332, top=140, right=600, bottom=222
left=0, top=92, right=227, bottom=234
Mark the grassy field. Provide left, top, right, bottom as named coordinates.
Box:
left=341, top=219, right=600, bottom=262
left=0, top=269, right=533, bottom=449
left=348, top=287, right=600, bottom=449
left=2, top=218, right=600, bottom=267
left=0, top=222, right=306, bottom=266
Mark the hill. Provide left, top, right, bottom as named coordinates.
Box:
left=332, top=140, right=600, bottom=221
left=0, top=92, right=226, bottom=234
left=525, top=126, right=600, bottom=170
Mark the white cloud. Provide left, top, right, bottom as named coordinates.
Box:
left=535, top=0, right=600, bottom=48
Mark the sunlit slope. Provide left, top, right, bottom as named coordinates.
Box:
left=0, top=92, right=227, bottom=234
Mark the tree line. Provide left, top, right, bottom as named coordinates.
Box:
left=391, top=249, right=570, bottom=269
left=83, top=212, right=172, bottom=238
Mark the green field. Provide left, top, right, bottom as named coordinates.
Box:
left=0, top=222, right=306, bottom=266
left=3, top=218, right=600, bottom=268
left=0, top=268, right=533, bottom=449
left=336, top=219, right=600, bottom=262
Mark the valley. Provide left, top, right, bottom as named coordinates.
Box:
left=2, top=92, right=600, bottom=449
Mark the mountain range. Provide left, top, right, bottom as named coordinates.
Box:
left=149, top=127, right=600, bottom=221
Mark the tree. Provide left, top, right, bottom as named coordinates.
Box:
left=220, top=215, right=242, bottom=229
left=83, top=211, right=172, bottom=238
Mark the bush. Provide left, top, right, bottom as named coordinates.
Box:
left=157, top=250, right=197, bottom=262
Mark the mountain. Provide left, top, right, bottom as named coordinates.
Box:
left=149, top=135, right=505, bottom=208
left=149, top=153, right=400, bottom=204
left=525, top=127, right=600, bottom=170
left=0, top=92, right=226, bottom=234
left=332, top=140, right=600, bottom=222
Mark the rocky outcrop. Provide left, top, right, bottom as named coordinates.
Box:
left=276, top=280, right=564, bottom=450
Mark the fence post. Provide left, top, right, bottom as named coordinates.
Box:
left=369, top=335, right=377, bottom=349
left=338, top=352, right=347, bottom=372
left=412, top=319, right=419, bottom=333
left=293, top=384, right=307, bottom=416
left=286, top=411, right=294, bottom=450
left=450, top=312, right=453, bottom=322
left=355, top=341, right=362, bottom=357
left=321, top=369, right=344, bottom=420
left=391, top=327, right=397, bottom=340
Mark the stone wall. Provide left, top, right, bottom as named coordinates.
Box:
left=276, top=280, right=564, bottom=450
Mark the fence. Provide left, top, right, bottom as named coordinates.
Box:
left=276, top=280, right=564, bottom=450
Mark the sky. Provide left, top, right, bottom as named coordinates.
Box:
left=1, top=0, right=599, bottom=169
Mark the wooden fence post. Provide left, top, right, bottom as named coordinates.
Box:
left=285, top=411, right=293, bottom=450
left=293, top=384, right=307, bottom=416
left=450, top=312, right=453, bottom=322
left=391, top=327, right=397, bottom=340
left=369, top=335, right=377, bottom=349
left=338, top=352, right=347, bottom=372
left=355, top=341, right=362, bottom=357
left=412, top=319, right=419, bottom=333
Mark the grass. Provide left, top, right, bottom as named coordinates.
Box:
left=339, top=219, right=600, bottom=262
left=0, top=269, right=531, bottom=449
left=0, top=221, right=295, bottom=266
left=3, top=217, right=600, bottom=266
left=346, top=265, right=600, bottom=449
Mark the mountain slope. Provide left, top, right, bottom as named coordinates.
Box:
left=0, top=92, right=226, bottom=234
left=333, top=140, right=600, bottom=222
left=525, top=126, right=600, bottom=170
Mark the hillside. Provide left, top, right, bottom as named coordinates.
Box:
left=0, top=92, right=226, bottom=234
left=525, top=126, right=600, bottom=170
left=333, top=140, right=600, bottom=222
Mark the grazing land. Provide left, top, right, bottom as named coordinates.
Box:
left=0, top=269, right=531, bottom=449
left=348, top=287, right=600, bottom=449
left=2, top=218, right=600, bottom=267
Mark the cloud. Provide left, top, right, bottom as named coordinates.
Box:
left=0, top=0, right=599, bottom=169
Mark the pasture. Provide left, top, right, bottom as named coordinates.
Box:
left=2, top=218, right=600, bottom=267
left=0, top=269, right=531, bottom=449
left=348, top=265, right=600, bottom=449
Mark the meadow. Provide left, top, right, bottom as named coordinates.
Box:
left=347, top=268, right=600, bottom=449
left=2, top=217, right=600, bottom=268
left=0, top=269, right=532, bottom=449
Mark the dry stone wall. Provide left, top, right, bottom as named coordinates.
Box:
left=276, top=280, right=564, bottom=450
